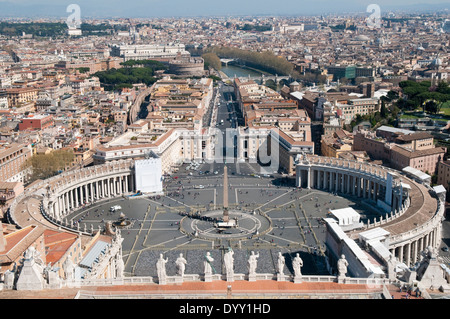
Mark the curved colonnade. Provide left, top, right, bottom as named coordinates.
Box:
left=8, top=160, right=136, bottom=235
left=7, top=156, right=446, bottom=271
left=296, top=155, right=445, bottom=268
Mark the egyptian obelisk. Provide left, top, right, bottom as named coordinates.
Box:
left=223, top=165, right=229, bottom=222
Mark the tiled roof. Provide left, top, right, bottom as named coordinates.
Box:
left=391, top=145, right=446, bottom=159
left=44, top=229, right=79, bottom=264
left=0, top=225, right=45, bottom=264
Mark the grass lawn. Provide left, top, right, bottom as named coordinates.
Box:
left=441, top=101, right=450, bottom=116
left=400, top=113, right=420, bottom=119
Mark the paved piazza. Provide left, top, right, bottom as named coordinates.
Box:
left=65, top=162, right=382, bottom=278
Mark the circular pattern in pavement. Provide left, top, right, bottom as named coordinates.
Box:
left=181, top=209, right=271, bottom=240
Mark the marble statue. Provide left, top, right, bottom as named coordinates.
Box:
left=387, top=254, right=397, bottom=280
left=4, top=269, right=15, bottom=289
left=204, top=252, right=214, bottom=275
left=45, top=264, right=61, bottom=288
left=248, top=251, right=259, bottom=275
left=156, top=254, right=168, bottom=283
left=277, top=252, right=285, bottom=274
left=337, top=254, right=349, bottom=277
left=175, top=253, right=187, bottom=277
left=224, top=247, right=234, bottom=275
left=63, top=257, right=75, bottom=281
left=427, top=246, right=437, bottom=260
left=25, top=247, right=43, bottom=265
left=292, top=253, right=303, bottom=277
left=115, top=254, right=124, bottom=278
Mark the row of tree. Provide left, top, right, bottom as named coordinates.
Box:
left=236, top=24, right=272, bottom=32
left=0, top=22, right=67, bottom=37
left=22, top=149, right=75, bottom=183
left=94, top=60, right=166, bottom=91
left=0, top=22, right=130, bottom=37
left=349, top=80, right=450, bottom=130
left=205, top=46, right=296, bottom=76
left=348, top=89, right=401, bottom=130
left=202, top=52, right=222, bottom=71
left=397, top=80, right=450, bottom=111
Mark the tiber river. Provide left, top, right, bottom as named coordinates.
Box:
left=220, top=64, right=267, bottom=78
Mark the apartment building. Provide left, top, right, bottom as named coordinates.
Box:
left=5, top=87, right=39, bottom=107
left=110, top=44, right=190, bottom=62
left=0, top=90, right=7, bottom=109
left=389, top=143, right=445, bottom=175
left=148, top=77, right=213, bottom=130
left=337, top=98, right=380, bottom=124
left=18, top=114, right=54, bottom=131
left=437, top=160, right=450, bottom=194
left=353, top=129, right=446, bottom=175
left=93, top=127, right=213, bottom=174
left=0, top=143, right=32, bottom=183
left=321, top=130, right=353, bottom=158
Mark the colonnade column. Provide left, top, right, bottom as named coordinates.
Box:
left=90, top=183, right=94, bottom=203
left=110, top=178, right=115, bottom=196
left=69, top=190, right=74, bottom=210
left=405, top=243, right=411, bottom=267
left=58, top=196, right=63, bottom=217
left=55, top=198, right=60, bottom=220
left=352, top=176, right=356, bottom=196
left=412, top=241, right=418, bottom=265
left=329, top=171, right=333, bottom=191
left=346, top=175, right=351, bottom=194
left=64, top=193, right=68, bottom=214
left=104, top=179, right=108, bottom=198
left=357, top=177, right=362, bottom=197
left=307, top=168, right=311, bottom=189
left=399, top=245, right=404, bottom=264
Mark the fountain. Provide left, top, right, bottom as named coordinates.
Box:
left=113, top=212, right=132, bottom=228
left=180, top=164, right=270, bottom=240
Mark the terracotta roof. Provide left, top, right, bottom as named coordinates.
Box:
left=44, top=229, right=79, bottom=264
left=391, top=145, right=446, bottom=159
left=0, top=225, right=45, bottom=264
left=395, top=132, right=433, bottom=142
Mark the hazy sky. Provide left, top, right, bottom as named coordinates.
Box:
left=0, top=0, right=449, bottom=18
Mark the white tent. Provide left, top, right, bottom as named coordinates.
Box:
left=329, top=207, right=360, bottom=226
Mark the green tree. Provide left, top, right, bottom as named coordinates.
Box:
left=206, top=46, right=294, bottom=76
left=202, top=52, right=222, bottom=71
left=77, top=67, right=90, bottom=74
left=23, top=149, right=75, bottom=183
left=423, top=100, right=441, bottom=114
left=265, top=79, right=277, bottom=91
left=380, top=100, right=387, bottom=118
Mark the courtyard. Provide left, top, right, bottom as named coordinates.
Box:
left=64, top=162, right=382, bottom=278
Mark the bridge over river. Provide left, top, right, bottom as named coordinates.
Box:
left=219, top=59, right=291, bottom=84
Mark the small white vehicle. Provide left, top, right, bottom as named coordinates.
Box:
left=110, top=205, right=122, bottom=212
left=194, top=185, right=205, bottom=189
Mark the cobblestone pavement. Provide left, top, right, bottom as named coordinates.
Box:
left=63, top=164, right=382, bottom=279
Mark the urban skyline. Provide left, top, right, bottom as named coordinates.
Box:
left=0, top=0, right=449, bottom=302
